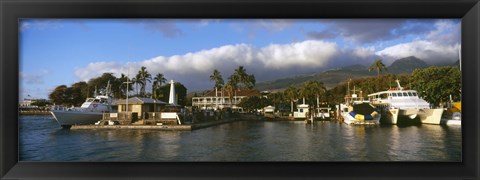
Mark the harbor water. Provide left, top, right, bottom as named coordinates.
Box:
left=19, top=115, right=461, bottom=161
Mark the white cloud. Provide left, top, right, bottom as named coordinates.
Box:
left=375, top=20, right=460, bottom=65
left=258, top=40, right=338, bottom=69
left=353, top=46, right=376, bottom=59
left=426, top=20, right=461, bottom=45
left=75, top=62, right=124, bottom=82
left=75, top=40, right=340, bottom=90
left=375, top=41, right=459, bottom=65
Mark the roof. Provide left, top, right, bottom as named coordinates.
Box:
left=201, top=89, right=262, bottom=97
left=367, top=89, right=418, bottom=97
left=113, top=97, right=167, bottom=105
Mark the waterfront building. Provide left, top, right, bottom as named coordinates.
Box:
left=113, top=97, right=167, bottom=119
left=192, top=89, right=262, bottom=111
left=19, top=98, right=50, bottom=108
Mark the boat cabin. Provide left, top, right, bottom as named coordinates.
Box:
left=368, top=90, right=419, bottom=103
left=367, top=89, right=430, bottom=109
left=294, top=104, right=309, bottom=119
left=344, top=93, right=364, bottom=106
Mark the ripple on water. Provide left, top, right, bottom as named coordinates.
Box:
left=19, top=116, right=462, bottom=162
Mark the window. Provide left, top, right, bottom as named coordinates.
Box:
left=380, top=93, right=388, bottom=99
left=397, top=93, right=403, bottom=97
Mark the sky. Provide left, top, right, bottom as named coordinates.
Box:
left=19, top=19, right=461, bottom=100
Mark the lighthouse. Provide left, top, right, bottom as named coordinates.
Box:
left=168, top=80, right=177, bottom=105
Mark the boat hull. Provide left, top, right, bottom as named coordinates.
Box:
left=378, top=108, right=422, bottom=124
left=50, top=110, right=103, bottom=127
left=341, top=112, right=380, bottom=124
left=417, top=108, right=444, bottom=125
left=378, top=107, right=443, bottom=125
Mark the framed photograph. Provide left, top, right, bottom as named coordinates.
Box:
left=1, top=0, right=479, bottom=179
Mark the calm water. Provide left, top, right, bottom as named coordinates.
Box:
left=19, top=115, right=462, bottom=161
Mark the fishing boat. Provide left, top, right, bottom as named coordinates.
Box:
left=339, top=86, right=381, bottom=125
left=367, top=80, right=443, bottom=125
left=50, top=83, right=115, bottom=128
left=314, top=103, right=332, bottom=120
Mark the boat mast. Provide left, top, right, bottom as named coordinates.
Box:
left=123, top=67, right=133, bottom=113
left=395, top=80, right=404, bottom=91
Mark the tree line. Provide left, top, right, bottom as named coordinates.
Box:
left=233, top=59, right=461, bottom=112
left=208, top=66, right=257, bottom=107
left=49, top=66, right=188, bottom=107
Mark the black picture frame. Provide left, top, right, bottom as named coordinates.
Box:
left=1, top=0, right=479, bottom=179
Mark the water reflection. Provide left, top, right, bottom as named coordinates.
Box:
left=19, top=116, right=462, bottom=162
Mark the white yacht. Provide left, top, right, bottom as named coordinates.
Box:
left=339, top=86, right=381, bottom=125
left=50, top=84, right=114, bottom=128
left=367, top=80, right=443, bottom=125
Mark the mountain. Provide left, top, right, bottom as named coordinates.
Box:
left=387, top=56, right=429, bottom=74
left=255, top=56, right=432, bottom=91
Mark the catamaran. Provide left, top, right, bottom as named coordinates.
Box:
left=367, top=80, right=443, bottom=125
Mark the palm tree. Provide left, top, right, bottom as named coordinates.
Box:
left=136, top=66, right=152, bottom=97
left=152, top=73, right=167, bottom=99
left=132, top=77, right=139, bottom=96
left=369, top=59, right=388, bottom=79
left=154, top=73, right=167, bottom=87
left=245, top=74, right=256, bottom=89
left=209, top=69, right=224, bottom=89
left=232, top=66, right=255, bottom=90
left=224, top=79, right=237, bottom=107
left=309, top=80, right=327, bottom=108
left=299, top=80, right=326, bottom=106
left=284, top=85, right=298, bottom=113
left=369, top=59, right=388, bottom=91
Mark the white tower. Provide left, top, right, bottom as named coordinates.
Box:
left=168, top=80, right=177, bottom=105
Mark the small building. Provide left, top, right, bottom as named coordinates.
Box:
left=294, top=104, right=309, bottom=119
left=264, top=105, right=275, bottom=118
left=192, top=89, right=262, bottom=111
left=113, top=97, right=167, bottom=119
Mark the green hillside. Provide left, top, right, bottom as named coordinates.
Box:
left=255, top=56, right=432, bottom=91
left=387, top=56, right=429, bottom=74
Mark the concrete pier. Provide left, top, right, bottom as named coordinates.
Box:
left=70, top=118, right=238, bottom=131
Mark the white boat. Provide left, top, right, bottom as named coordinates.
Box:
left=339, top=92, right=381, bottom=125
left=50, top=84, right=115, bottom=128
left=442, top=112, right=461, bottom=125
left=367, top=80, right=443, bottom=125
left=314, top=106, right=331, bottom=120
left=441, top=101, right=461, bottom=126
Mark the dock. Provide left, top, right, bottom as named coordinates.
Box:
left=70, top=118, right=238, bottom=131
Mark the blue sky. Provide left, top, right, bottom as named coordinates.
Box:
left=19, top=19, right=461, bottom=100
